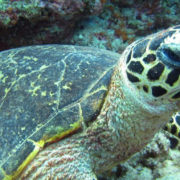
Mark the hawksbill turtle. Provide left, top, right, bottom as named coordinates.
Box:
left=0, top=25, right=180, bottom=179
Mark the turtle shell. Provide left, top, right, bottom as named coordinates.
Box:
left=0, top=45, right=120, bottom=179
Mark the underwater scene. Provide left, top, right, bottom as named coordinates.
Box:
left=0, top=0, right=180, bottom=179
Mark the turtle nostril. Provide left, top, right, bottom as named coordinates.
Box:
left=157, top=44, right=180, bottom=68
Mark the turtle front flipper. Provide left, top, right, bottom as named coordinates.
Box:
left=18, top=138, right=97, bottom=180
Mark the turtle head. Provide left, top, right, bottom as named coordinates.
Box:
left=125, top=25, right=180, bottom=104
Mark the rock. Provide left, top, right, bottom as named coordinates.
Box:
left=0, top=0, right=105, bottom=50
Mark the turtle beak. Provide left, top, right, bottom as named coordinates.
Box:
left=157, top=43, right=180, bottom=68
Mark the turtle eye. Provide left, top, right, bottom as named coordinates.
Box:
left=163, top=47, right=180, bottom=66
left=157, top=44, right=180, bottom=68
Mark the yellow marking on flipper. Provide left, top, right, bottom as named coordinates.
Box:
left=2, top=76, right=8, bottom=83
left=41, top=104, right=83, bottom=145
left=29, top=85, right=41, bottom=96
left=78, top=103, right=84, bottom=122
left=41, top=91, right=47, bottom=96
left=32, top=57, right=38, bottom=62
left=14, top=69, right=18, bottom=75
left=45, top=119, right=82, bottom=144
left=19, top=74, right=26, bottom=79
left=23, top=56, right=38, bottom=61
left=28, top=139, right=45, bottom=148
left=4, top=88, right=9, bottom=94
left=0, top=62, right=55, bottom=109
left=40, top=65, right=48, bottom=70
left=43, top=104, right=83, bottom=145
left=91, top=97, right=104, bottom=112
left=62, top=82, right=72, bottom=90
left=87, top=85, right=107, bottom=97
left=49, top=91, right=55, bottom=97
left=30, top=81, right=35, bottom=87
left=78, top=103, right=87, bottom=129
left=48, top=100, right=58, bottom=106
left=1, top=68, right=109, bottom=179
left=37, top=74, right=41, bottom=79
left=23, top=56, right=32, bottom=60
left=2, top=140, right=45, bottom=180
left=2, top=117, right=82, bottom=179
left=0, top=167, right=8, bottom=180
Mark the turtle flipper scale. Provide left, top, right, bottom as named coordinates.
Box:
left=19, top=139, right=97, bottom=180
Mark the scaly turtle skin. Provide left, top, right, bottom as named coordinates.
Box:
left=164, top=112, right=180, bottom=149
left=0, top=25, right=180, bottom=179
left=165, top=113, right=180, bottom=139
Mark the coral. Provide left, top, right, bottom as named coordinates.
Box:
left=0, top=0, right=180, bottom=51
left=71, top=0, right=180, bottom=54
left=0, top=0, right=105, bottom=50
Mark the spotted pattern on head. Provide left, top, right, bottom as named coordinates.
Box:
left=164, top=112, right=180, bottom=149
left=125, top=25, right=180, bottom=101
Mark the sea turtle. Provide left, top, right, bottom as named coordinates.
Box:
left=164, top=112, right=180, bottom=149
left=165, top=112, right=180, bottom=138
left=0, top=25, right=180, bottom=180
